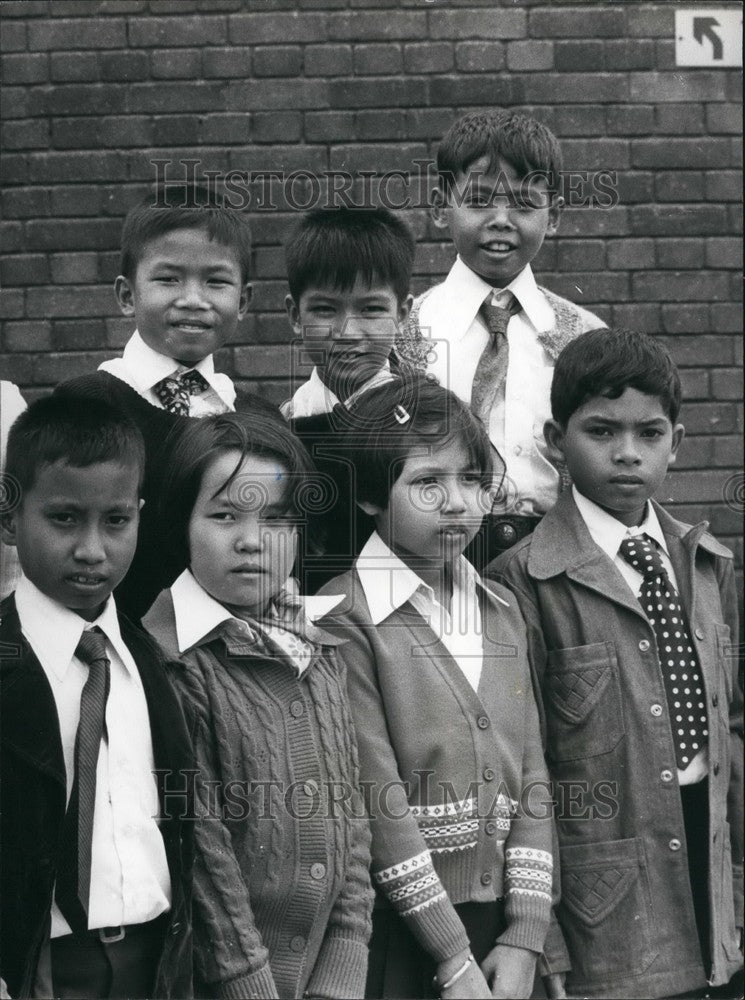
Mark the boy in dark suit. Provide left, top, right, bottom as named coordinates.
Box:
left=0, top=395, right=193, bottom=999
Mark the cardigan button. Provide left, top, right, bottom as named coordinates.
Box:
left=638, top=639, right=651, bottom=652
left=660, top=769, right=673, bottom=783
left=650, top=704, right=663, bottom=717
left=485, top=821, right=497, bottom=836
left=290, top=935, right=306, bottom=953
left=483, top=767, right=495, bottom=782
left=712, top=693, right=719, bottom=708
left=310, top=863, right=326, bottom=881
left=480, top=872, right=493, bottom=885
left=477, top=715, right=490, bottom=730
left=290, top=700, right=305, bottom=718
left=668, top=838, right=682, bottom=852
left=694, top=628, right=705, bottom=641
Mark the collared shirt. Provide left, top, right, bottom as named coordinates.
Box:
left=170, top=569, right=342, bottom=673
left=99, top=330, right=236, bottom=415
left=572, top=487, right=706, bottom=784
left=281, top=362, right=395, bottom=420
left=417, top=258, right=559, bottom=515
left=355, top=531, right=503, bottom=693
left=14, top=576, right=171, bottom=936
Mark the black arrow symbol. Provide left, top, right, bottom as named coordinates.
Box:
left=693, top=16, right=723, bottom=59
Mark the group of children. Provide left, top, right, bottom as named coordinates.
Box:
left=0, top=109, right=741, bottom=1000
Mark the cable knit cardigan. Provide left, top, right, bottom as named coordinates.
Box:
left=144, top=589, right=373, bottom=1000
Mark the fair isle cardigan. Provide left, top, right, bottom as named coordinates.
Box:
left=143, top=589, right=373, bottom=1000
left=318, top=570, right=557, bottom=964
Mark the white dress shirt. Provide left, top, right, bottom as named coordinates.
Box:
left=417, top=258, right=560, bottom=515
left=15, top=577, right=171, bottom=935
left=355, top=531, right=510, bottom=693
left=99, top=330, right=235, bottom=415
left=280, top=362, right=395, bottom=420
left=572, top=487, right=707, bottom=784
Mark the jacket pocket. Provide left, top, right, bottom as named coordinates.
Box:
left=560, top=837, right=658, bottom=987
left=545, top=642, right=624, bottom=761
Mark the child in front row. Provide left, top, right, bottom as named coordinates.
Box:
left=142, top=410, right=374, bottom=999
left=491, top=328, right=743, bottom=998
left=281, top=207, right=416, bottom=591
left=318, top=376, right=564, bottom=999
left=0, top=396, right=193, bottom=1000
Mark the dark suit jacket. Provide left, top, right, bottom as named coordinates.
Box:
left=0, top=593, right=195, bottom=998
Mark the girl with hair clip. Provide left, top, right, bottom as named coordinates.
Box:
left=142, top=410, right=373, bottom=1000
left=317, top=375, right=563, bottom=1000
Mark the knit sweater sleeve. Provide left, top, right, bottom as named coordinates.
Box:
left=327, top=604, right=470, bottom=965
left=171, top=655, right=280, bottom=1000
left=306, top=656, right=375, bottom=1000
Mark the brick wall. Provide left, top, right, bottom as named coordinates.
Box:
left=1, top=0, right=742, bottom=575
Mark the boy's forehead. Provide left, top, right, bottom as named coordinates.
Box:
left=301, top=274, right=397, bottom=300
left=575, top=388, right=672, bottom=422
left=28, top=458, right=141, bottom=499
left=138, top=226, right=242, bottom=267
left=453, top=155, right=549, bottom=191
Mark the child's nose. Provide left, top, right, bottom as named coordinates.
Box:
left=74, top=526, right=107, bottom=563
left=442, top=482, right=467, bottom=513
left=234, top=522, right=263, bottom=551
left=486, top=201, right=515, bottom=230
left=337, top=313, right=365, bottom=340
left=176, top=279, right=210, bottom=309
left=615, top=434, right=642, bottom=464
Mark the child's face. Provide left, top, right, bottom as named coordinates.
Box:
left=115, top=227, right=251, bottom=367
left=545, top=388, right=685, bottom=527
left=286, top=276, right=412, bottom=400
left=188, top=449, right=298, bottom=615
left=1, top=460, right=141, bottom=621
left=362, top=436, right=487, bottom=569
left=433, top=156, right=561, bottom=287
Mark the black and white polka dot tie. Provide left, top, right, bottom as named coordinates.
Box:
left=619, top=534, right=708, bottom=769
left=154, top=369, right=210, bottom=415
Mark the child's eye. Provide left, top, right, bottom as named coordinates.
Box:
left=415, top=475, right=439, bottom=486
left=641, top=428, right=664, bottom=439
left=107, top=515, right=132, bottom=527
left=588, top=427, right=612, bottom=438
left=208, top=511, right=235, bottom=522
left=153, top=275, right=178, bottom=284
left=460, top=473, right=482, bottom=485
left=49, top=512, right=75, bottom=525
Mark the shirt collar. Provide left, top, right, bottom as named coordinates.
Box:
left=170, top=568, right=344, bottom=653
left=283, top=363, right=393, bottom=419
left=121, top=331, right=222, bottom=395
left=14, top=575, right=133, bottom=681
left=572, top=486, right=670, bottom=563
left=355, top=530, right=489, bottom=626
left=442, top=259, right=548, bottom=340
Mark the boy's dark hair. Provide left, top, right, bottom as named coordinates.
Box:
left=437, top=109, right=563, bottom=197
left=160, top=410, right=324, bottom=569
left=285, top=207, right=415, bottom=304
left=551, top=327, right=682, bottom=426
left=6, top=394, right=146, bottom=497
left=120, top=185, right=252, bottom=282
left=342, top=373, right=494, bottom=510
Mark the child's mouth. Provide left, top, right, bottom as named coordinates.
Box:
left=481, top=241, right=514, bottom=254
left=67, top=573, right=108, bottom=588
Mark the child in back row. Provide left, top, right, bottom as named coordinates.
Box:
left=319, top=376, right=563, bottom=999
left=142, top=409, right=373, bottom=999
left=281, top=207, right=417, bottom=591
left=0, top=396, right=193, bottom=1000
left=491, top=328, right=743, bottom=998
left=398, top=110, right=605, bottom=567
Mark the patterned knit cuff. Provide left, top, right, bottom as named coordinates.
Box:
left=218, top=964, right=279, bottom=1000
left=305, top=933, right=369, bottom=999
left=373, top=850, right=470, bottom=962
left=498, top=846, right=553, bottom=953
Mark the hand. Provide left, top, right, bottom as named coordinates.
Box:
left=436, top=950, right=491, bottom=999
left=543, top=971, right=568, bottom=999
left=0, top=977, right=11, bottom=1000
left=481, top=943, right=537, bottom=999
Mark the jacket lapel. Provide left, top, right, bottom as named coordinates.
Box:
left=0, top=594, right=66, bottom=787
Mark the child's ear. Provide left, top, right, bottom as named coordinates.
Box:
left=431, top=186, right=450, bottom=231
left=357, top=499, right=383, bottom=518
left=238, top=282, right=253, bottom=318
left=285, top=294, right=302, bottom=335
left=114, top=275, right=136, bottom=317
left=667, top=423, right=685, bottom=464
left=397, top=293, right=414, bottom=325
left=546, top=194, right=564, bottom=238
left=0, top=511, right=17, bottom=548
left=543, top=418, right=567, bottom=464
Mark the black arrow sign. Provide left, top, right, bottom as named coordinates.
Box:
left=693, top=16, right=723, bottom=59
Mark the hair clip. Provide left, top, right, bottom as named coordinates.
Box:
left=393, top=404, right=411, bottom=425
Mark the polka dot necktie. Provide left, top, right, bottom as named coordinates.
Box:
left=55, top=628, right=111, bottom=933
left=154, top=368, right=210, bottom=415
left=619, top=534, right=708, bottom=769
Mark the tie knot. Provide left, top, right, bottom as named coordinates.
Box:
left=179, top=368, right=209, bottom=393
left=75, top=627, right=109, bottom=668
left=619, top=534, right=666, bottom=579
left=480, top=294, right=515, bottom=339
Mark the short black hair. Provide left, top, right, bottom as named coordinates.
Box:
left=285, top=207, right=415, bottom=304
left=551, top=327, right=682, bottom=426
left=120, top=184, right=252, bottom=282
left=159, top=409, right=324, bottom=569
left=437, top=109, right=563, bottom=197
left=340, top=373, right=494, bottom=510
left=5, top=394, right=146, bottom=498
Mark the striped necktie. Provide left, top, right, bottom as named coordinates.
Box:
left=55, top=627, right=111, bottom=933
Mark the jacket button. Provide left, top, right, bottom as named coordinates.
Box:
left=660, top=770, right=673, bottom=783
left=477, top=715, right=490, bottom=730
left=483, top=767, right=495, bottom=781
left=639, top=639, right=650, bottom=652
left=495, top=523, right=517, bottom=546
left=310, top=863, right=326, bottom=880
left=650, top=703, right=663, bottom=717
left=694, top=628, right=705, bottom=640
left=669, top=838, right=682, bottom=851
left=485, top=822, right=497, bottom=836
left=290, top=700, right=305, bottom=718
left=712, top=693, right=719, bottom=708
left=171, top=921, right=182, bottom=936
left=290, top=935, right=306, bottom=952
left=713, top=762, right=720, bottom=776
left=480, top=872, right=493, bottom=885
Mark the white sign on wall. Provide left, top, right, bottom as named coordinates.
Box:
left=675, top=9, right=742, bottom=67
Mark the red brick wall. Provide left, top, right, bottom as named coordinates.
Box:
left=1, top=0, right=742, bottom=573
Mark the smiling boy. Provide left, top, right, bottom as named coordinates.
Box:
left=491, top=328, right=743, bottom=998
